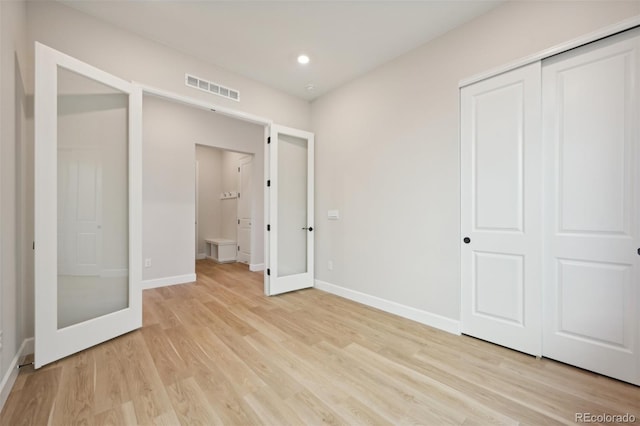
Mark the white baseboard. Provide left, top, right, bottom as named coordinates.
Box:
left=196, top=253, right=206, bottom=260
left=314, top=279, right=461, bottom=335
left=249, top=263, right=265, bottom=272
left=0, top=337, right=34, bottom=412
left=142, top=273, right=197, bottom=289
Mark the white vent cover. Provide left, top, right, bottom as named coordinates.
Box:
left=185, top=73, right=240, bottom=102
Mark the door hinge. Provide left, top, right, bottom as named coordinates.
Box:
left=238, top=246, right=240, bottom=251
left=32, top=241, right=35, bottom=250
left=267, top=268, right=270, bottom=276
left=267, top=137, right=271, bottom=144
left=238, top=167, right=240, bottom=172
left=238, top=192, right=240, bottom=198
left=267, top=224, right=270, bottom=231
left=238, top=219, right=240, bottom=224
left=267, top=180, right=270, bottom=187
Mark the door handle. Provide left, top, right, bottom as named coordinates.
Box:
left=302, top=227, right=314, bottom=232
left=463, top=237, right=471, bottom=244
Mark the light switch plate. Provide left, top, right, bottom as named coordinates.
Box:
left=328, top=210, right=340, bottom=220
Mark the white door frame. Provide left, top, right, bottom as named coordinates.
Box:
left=137, top=84, right=314, bottom=296
left=138, top=84, right=271, bottom=127
left=139, top=84, right=271, bottom=294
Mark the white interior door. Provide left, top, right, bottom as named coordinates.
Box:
left=461, top=62, right=542, bottom=356
left=237, top=156, right=252, bottom=264
left=58, top=148, right=103, bottom=276
left=542, top=30, right=640, bottom=385
left=35, top=43, right=142, bottom=368
left=266, top=125, right=314, bottom=295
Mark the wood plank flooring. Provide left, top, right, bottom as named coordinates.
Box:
left=2, top=260, right=639, bottom=425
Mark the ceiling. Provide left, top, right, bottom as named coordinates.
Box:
left=59, top=0, right=504, bottom=101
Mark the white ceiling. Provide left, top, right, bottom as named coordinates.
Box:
left=59, top=0, right=504, bottom=101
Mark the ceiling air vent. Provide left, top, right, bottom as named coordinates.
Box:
left=185, top=73, right=240, bottom=102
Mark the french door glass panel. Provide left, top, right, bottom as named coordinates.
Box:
left=277, top=134, right=308, bottom=277
left=57, top=67, right=129, bottom=329
left=35, top=43, right=142, bottom=368
left=267, top=125, right=314, bottom=296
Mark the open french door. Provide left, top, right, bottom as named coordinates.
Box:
left=266, top=125, right=314, bottom=295
left=34, top=43, right=142, bottom=368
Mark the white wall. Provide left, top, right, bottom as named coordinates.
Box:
left=196, top=145, right=223, bottom=258
left=311, top=1, right=640, bottom=325
left=143, top=95, right=264, bottom=282
left=26, top=1, right=311, bottom=130
left=0, top=0, right=28, bottom=406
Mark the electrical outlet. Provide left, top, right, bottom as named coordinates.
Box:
left=144, top=258, right=152, bottom=268
left=328, top=260, right=333, bottom=271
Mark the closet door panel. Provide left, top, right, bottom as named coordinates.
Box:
left=558, top=53, right=630, bottom=234
left=461, top=62, right=542, bottom=356
left=473, top=83, right=524, bottom=232
left=542, top=30, right=640, bottom=385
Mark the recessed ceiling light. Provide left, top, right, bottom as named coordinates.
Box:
left=305, top=83, right=315, bottom=91
left=297, top=54, right=310, bottom=65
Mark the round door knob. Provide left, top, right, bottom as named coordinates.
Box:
left=463, top=237, right=471, bottom=244
left=308, top=227, right=313, bottom=232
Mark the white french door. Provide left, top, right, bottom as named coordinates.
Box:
left=35, top=43, right=142, bottom=368
left=461, top=62, right=542, bottom=356
left=542, top=31, right=640, bottom=385
left=266, top=125, right=314, bottom=295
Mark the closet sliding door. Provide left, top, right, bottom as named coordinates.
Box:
left=461, top=28, right=640, bottom=386
left=542, top=31, right=640, bottom=385
left=460, top=62, right=542, bottom=356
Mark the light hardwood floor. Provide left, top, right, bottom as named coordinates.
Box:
left=2, top=260, right=639, bottom=425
